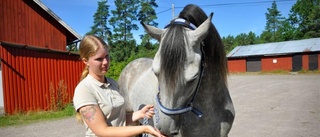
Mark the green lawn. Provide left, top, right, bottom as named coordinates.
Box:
left=0, top=105, right=75, bottom=127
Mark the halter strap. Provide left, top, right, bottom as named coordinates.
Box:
left=164, top=18, right=197, bottom=30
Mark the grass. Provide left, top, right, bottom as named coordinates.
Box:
left=0, top=105, right=75, bottom=127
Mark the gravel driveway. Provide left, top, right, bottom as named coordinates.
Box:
left=0, top=74, right=319, bottom=137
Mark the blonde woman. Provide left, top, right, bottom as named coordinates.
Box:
left=73, top=35, right=164, bottom=137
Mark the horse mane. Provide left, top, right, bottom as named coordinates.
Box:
left=160, top=24, right=187, bottom=91
left=204, top=24, right=228, bottom=84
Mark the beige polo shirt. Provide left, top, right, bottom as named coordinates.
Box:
left=73, top=74, right=126, bottom=136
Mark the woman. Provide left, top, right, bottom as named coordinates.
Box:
left=73, top=35, right=164, bottom=137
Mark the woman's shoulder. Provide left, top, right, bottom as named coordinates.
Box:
left=75, top=77, right=92, bottom=90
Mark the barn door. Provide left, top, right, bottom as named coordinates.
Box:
left=292, top=54, right=302, bottom=71
left=246, top=57, right=261, bottom=72
left=309, top=53, right=318, bottom=70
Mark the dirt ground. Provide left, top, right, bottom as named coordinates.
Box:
left=0, top=74, right=319, bottom=137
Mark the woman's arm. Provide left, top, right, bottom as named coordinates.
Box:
left=79, top=105, right=162, bottom=137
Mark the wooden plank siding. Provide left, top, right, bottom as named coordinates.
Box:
left=227, top=58, right=246, bottom=73
left=302, top=54, right=309, bottom=70
left=0, top=0, right=68, bottom=51
left=0, top=43, right=83, bottom=114
left=0, top=0, right=82, bottom=114
left=261, top=56, right=292, bottom=71
left=227, top=52, right=320, bottom=73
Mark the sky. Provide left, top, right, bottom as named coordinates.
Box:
left=40, top=0, right=297, bottom=42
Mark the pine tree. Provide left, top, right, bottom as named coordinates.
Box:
left=108, top=0, right=140, bottom=62
left=138, top=0, right=158, bottom=49
left=86, top=0, right=111, bottom=42
left=265, top=1, right=285, bottom=42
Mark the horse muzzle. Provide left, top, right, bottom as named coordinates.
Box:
left=154, top=107, right=181, bottom=136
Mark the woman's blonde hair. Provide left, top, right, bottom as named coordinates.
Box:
left=76, top=35, right=110, bottom=124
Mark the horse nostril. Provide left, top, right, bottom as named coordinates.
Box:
left=170, top=131, right=179, bottom=136
left=171, top=132, right=179, bottom=136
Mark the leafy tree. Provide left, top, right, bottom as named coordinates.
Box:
left=258, top=31, right=273, bottom=43
left=277, top=19, right=298, bottom=41
left=222, top=35, right=235, bottom=53
left=288, top=0, right=320, bottom=38
left=234, top=33, right=247, bottom=46
left=265, top=1, right=285, bottom=42
left=86, top=0, right=111, bottom=41
left=247, top=31, right=257, bottom=44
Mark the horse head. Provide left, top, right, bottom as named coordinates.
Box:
left=141, top=13, right=213, bottom=136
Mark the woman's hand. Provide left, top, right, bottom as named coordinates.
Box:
left=145, top=125, right=166, bottom=137
left=132, top=105, right=155, bottom=122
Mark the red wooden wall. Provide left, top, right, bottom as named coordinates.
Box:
left=0, top=0, right=82, bottom=114
left=0, top=43, right=84, bottom=114
left=227, top=53, right=320, bottom=73
left=227, top=58, right=246, bottom=73
left=261, top=56, right=292, bottom=71
left=0, top=0, right=73, bottom=51
left=302, top=54, right=309, bottom=70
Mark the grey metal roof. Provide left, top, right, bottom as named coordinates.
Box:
left=34, top=0, right=82, bottom=40
left=227, top=38, right=320, bottom=58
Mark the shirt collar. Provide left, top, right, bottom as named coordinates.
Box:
left=87, top=74, right=110, bottom=88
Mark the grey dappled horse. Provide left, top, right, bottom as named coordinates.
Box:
left=118, top=13, right=235, bottom=137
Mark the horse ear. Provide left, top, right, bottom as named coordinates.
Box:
left=141, top=22, right=164, bottom=41
left=192, top=12, right=213, bottom=45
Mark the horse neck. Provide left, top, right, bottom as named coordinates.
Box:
left=197, top=72, right=226, bottom=105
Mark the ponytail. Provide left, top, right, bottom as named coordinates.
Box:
left=76, top=112, right=84, bottom=124
left=80, top=67, right=89, bottom=81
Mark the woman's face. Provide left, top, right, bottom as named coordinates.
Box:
left=86, top=47, right=110, bottom=78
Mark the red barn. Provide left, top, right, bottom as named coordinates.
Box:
left=227, top=38, right=320, bottom=73
left=0, top=0, right=84, bottom=114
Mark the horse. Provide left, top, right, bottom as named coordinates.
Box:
left=118, top=12, right=235, bottom=137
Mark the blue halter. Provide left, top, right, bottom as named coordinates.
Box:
left=164, top=18, right=197, bottom=30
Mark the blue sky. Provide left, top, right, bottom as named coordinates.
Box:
left=41, top=0, right=296, bottom=41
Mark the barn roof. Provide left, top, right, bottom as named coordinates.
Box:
left=33, top=0, right=82, bottom=40
left=227, top=38, right=320, bottom=58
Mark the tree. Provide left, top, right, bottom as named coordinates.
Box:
left=138, top=0, right=158, bottom=49
left=288, top=0, right=320, bottom=39
left=222, top=35, right=235, bottom=53
left=109, top=0, right=139, bottom=42
left=265, top=1, right=285, bottom=42
left=233, top=33, right=248, bottom=46
left=86, top=0, right=111, bottom=42
left=277, top=19, right=298, bottom=41
left=108, top=0, right=140, bottom=62
left=247, top=31, right=257, bottom=45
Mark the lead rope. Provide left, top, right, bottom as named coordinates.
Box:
left=142, top=114, right=149, bottom=137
